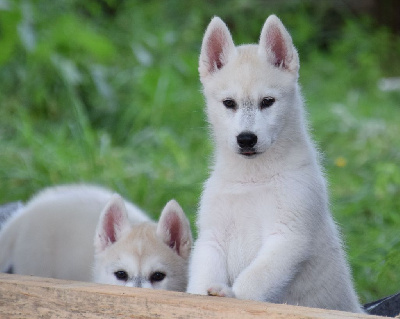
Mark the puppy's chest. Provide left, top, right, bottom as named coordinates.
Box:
left=200, top=186, right=278, bottom=281
left=223, top=222, right=263, bottom=282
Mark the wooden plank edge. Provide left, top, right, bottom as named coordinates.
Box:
left=0, top=273, right=379, bottom=319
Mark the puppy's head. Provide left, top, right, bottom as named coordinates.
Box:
left=93, top=196, right=192, bottom=292
left=199, top=15, right=300, bottom=158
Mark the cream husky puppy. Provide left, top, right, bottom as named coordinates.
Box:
left=93, top=194, right=192, bottom=291
left=0, top=184, right=192, bottom=291
left=187, top=15, right=363, bottom=312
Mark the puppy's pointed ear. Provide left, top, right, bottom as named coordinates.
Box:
left=258, top=15, right=299, bottom=73
left=94, top=195, right=131, bottom=253
left=199, top=16, right=236, bottom=79
left=156, top=200, right=193, bottom=260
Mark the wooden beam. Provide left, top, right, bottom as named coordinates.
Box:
left=0, top=273, right=377, bottom=318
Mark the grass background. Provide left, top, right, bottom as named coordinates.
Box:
left=1, top=0, right=399, bottom=303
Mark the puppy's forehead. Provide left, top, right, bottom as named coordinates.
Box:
left=118, top=250, right=165, bottom=271
left=207, top=44, right=295, bottom=97
left=109, top=232, right=170, bottom=275
left=124, top=223, right=174, bottom=257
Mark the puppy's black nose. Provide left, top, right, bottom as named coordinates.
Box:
left=237, top=132, right=257, bottom=148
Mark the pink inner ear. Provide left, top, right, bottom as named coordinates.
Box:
left=165, top=213, right=182, bottom=255
left=267, top=24, right=287, bottom=68
left=103, top=205, right=122, bottom=244
left=206, top=28, right=226, bottom=72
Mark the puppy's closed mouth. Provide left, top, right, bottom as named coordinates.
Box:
left=239, top=148, right=258, bottom=157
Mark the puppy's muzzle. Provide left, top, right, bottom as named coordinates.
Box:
left=237, top=132, right=258, bottom=156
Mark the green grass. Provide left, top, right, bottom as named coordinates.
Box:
left=1, top=0, right=399, bottom=303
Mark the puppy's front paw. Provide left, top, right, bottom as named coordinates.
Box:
left=207, top=285, right=235, bottom=298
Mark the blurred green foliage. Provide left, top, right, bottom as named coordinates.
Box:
left=0, top=0, right=400, bottom=303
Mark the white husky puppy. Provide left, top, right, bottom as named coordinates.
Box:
left=0, top=184, right=192, bottom=291
left=187, top=15, right=363, bottom=312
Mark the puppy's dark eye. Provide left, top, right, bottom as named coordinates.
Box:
left=150, top=271, right=166, bottom=283
left=260, top=97, right=275, bottom=108
left=114, top=270, right=128, bottom=281
left=223, top=99, right=236, bottom=109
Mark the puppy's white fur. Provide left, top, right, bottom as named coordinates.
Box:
left=187, top=15, right=363, bottom=312
left=0, top=184, right=192, bottom=291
